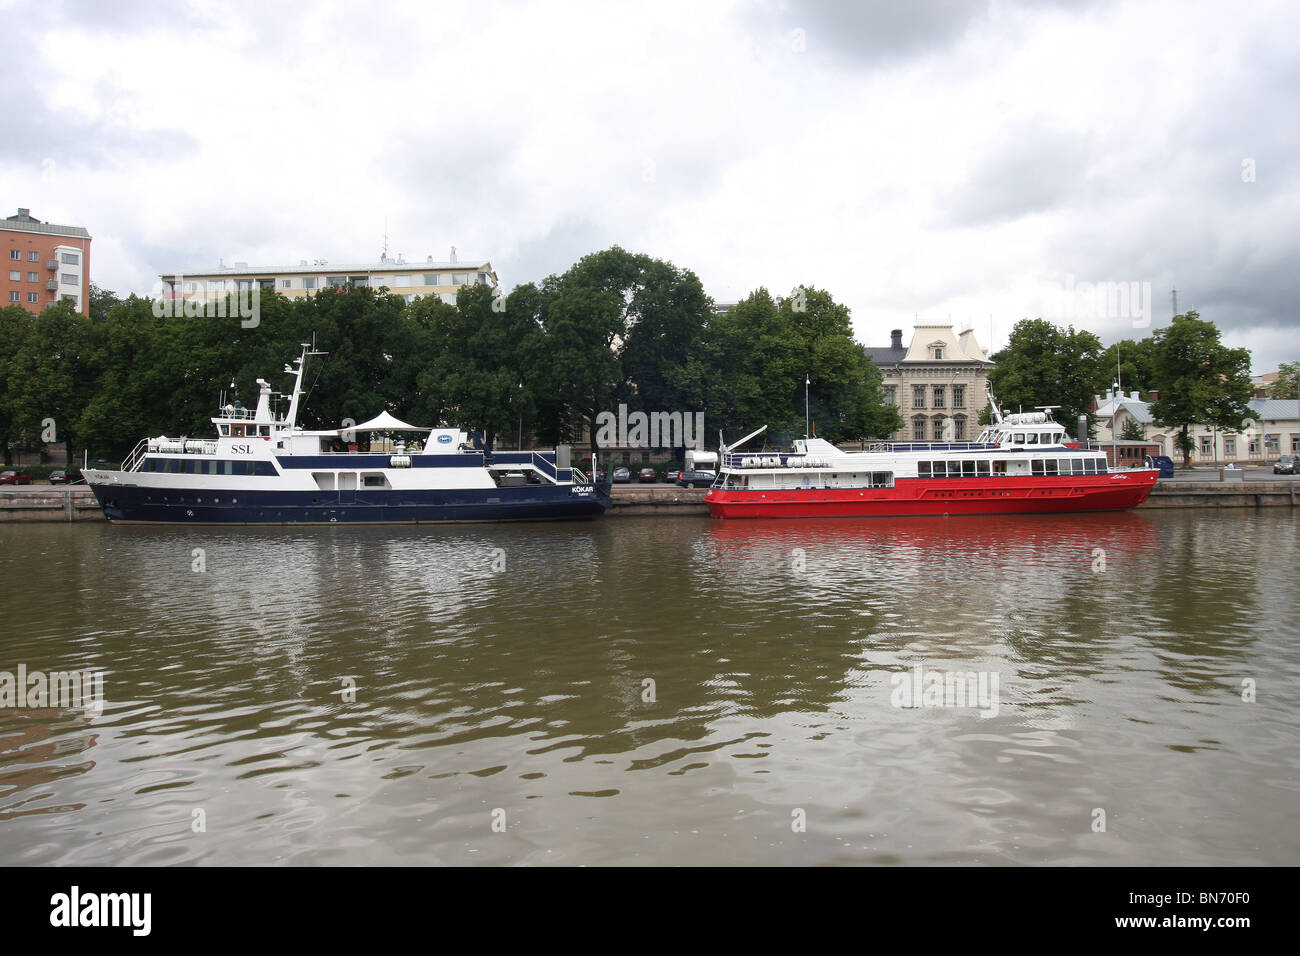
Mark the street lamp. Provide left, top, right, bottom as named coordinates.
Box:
left=517, top=381, right=523, bottom=450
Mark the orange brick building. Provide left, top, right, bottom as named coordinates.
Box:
left=2, top=207, right=92, bottom=317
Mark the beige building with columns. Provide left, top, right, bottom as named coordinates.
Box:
left=868, top=325, right=995, bottom=442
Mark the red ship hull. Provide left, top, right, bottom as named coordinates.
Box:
left=704, top=471, right=1159, bottom=518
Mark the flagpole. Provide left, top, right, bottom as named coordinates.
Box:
left=805, top=374, right=810, bottom=438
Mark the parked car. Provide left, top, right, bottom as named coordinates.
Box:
left=1274, top=454, right=1299, bottom=475
left=0, top=470, right=33, bottom=485
left=663, top=470, right=682, bottom=483
left=611, top=467, right=631, bottom=483
left=676, top=469, right=715, bottom=489
left=1142, top=455, right=1175, bottom=477
left=637, top=467, right=658, bottom=483
left=48, top=470, right=71, bottom=484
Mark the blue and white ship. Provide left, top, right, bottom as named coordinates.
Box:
left=84, top=347, right=609, bottom=524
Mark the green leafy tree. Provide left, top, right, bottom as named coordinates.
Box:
left=1267, top=361, right=1300, bottom=400
left=1148, top=311, right=1254, bottom=467
left=989, top=319, right=1107, bottom=433
left=1120, top=418, right=1145, bottom=441
left=1099, top=336, right=1161, bottom=397
left=8, top=301, right=96, bottom=466
left=0, top=306, right=34, bottom=465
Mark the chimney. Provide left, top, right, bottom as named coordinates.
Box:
left=1148, top=389, right=1158, bottom=402
left=890, top=329, right=903, bottom=349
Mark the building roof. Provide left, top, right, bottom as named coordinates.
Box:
left=161, top=259, right=491, bottom=278
left=2, top=208, right=91, bottom=239
left=1094, top=393, right=1298, bottom=426
left=868, top=324, right=992, bottom=366
left=1249, top=399, right=1300, bottom=421
left=865, top=345, right=907, bottom=364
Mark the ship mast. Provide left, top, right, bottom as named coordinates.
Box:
left=283, top=344, right=328, bottom=430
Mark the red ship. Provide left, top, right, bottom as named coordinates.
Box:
left=704, top=393, right=1158, bottom=519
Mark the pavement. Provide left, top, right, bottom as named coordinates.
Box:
left=1157, top=467, right=1300, bottom=482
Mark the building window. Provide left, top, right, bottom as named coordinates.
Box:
left=393, top=275, right=411, bottom=287
left=912, top=416, right=926, bottom=441
left=27, top=292, right=37, bottom=303
left=8, top=270, right=18, bottom=281
left=933, top=386, right=945, bottom=409
left=952, top=385, right=965, bottom=408
left=61, top=273, right=77, bottom=285
left=1292, top=436, right=1300, bottom=453
left=933, top=347, right=943, bottom=359
left=61, top=253, right=79, bottom=265
left=281, top=279, right=291, bottom=289
left=8, top=250, right=18, bottom=260
left=1248, top=437, right=1260, bottom=454
left=28, top=251, right=38, bottom=261
left=8, top=291, right=18, bottom=302
left=452, top=273, right=468, bottom=285
left=913, top=386, right=926, bottom=409
left=1224, top=437, right=1236, bottom=457
left=303, top=277, right=317, bottom=290
left=27, top=272, right=37, bottom=282
left=883, top=386, right=896, bottom=406
left=1265, top=435, right=1279, bottom=454
left=184, top=281, right=198, bottom=292
left=424, top=274, right=441, bottom=286
left=477, top=272, right=490, bottom=284
left=953, top=416, right=966, bottom=440
left=209, top=280, right=225, bottom=292
left=1200, top=436, right=1212, bottom=455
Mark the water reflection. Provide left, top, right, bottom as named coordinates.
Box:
left=0, top=510, right=1296, bottom=865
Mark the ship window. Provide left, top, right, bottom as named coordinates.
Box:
left=1026, top=433, right=1038, bottom=444
left=918, top=461, right=931, bottom=477
left=223, top=460, right=233, bottom=475
left=338, top=472, right=357, bottom=490
left=1032, top=459, right=1044, bottom=475
left=1072, top=458, right=1084, bottom=474
left=1041, top=433, right=1052, bottom=444
left=977, top=460, right=990, bottom=476
left=232, top=425, right=244, bottom=438
left=313, top=472, right=335, bottom=491
left=361, top=473, right=390, bottom=488
left=1014, top=434, right=1025, bottom=444
left=233, top=461, right=250, bottom=476
left=207, top=461, right=217, bottom=475
left=872, top=472, right=893, bottom=488
left=219, top=425, right=229, bottom=436
left=947, top=461, right=962, bottom=477
left=1045, top=459, right=1058, bottom=475
left=168, top=459, right=181, bottom=473
left=962, top=460, right=976, bottom=477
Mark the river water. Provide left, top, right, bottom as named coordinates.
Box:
left=1, top=509, right=1296, bottom=865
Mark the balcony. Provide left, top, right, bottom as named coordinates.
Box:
left=46, top=259, right=57, bottom=271
left=45, top=279, right=58, bottom=291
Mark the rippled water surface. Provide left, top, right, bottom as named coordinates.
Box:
left=1, top=510, right=1297, bottom=865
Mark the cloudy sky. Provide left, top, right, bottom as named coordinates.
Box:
left=3, top=0, right=1296, bottom=369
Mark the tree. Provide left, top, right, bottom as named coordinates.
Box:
left=0, top=306, right=34, bottom=465
left=1268, top=361, right=1300, bottom=400
left=1148, top=311, right=1254, bottom=467
left=1099, top=336, right=1161, bottom=397
left=1120, top=418, right=1145, bottom=441
left=989, top=319, right=1107, bottom=434
left=8, top=301, right=96, bottom=466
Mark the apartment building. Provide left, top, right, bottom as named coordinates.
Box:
left=159, top=253, right=497, bottom=305
left=868, top=324, right=995, bottom=442
left=2, top=208, right=92, bottom=317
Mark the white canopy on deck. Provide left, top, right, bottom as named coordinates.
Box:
left=348, top=411, right=431, bottom=432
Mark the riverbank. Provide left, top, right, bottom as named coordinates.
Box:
left=4, top=479, right=1298, bottom=521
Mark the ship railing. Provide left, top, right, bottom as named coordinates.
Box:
left=491, top=451, right=563, bottom=482
left=121, top=437, right=150, bottom=473
left=571, top=467, right=589, bottom=483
